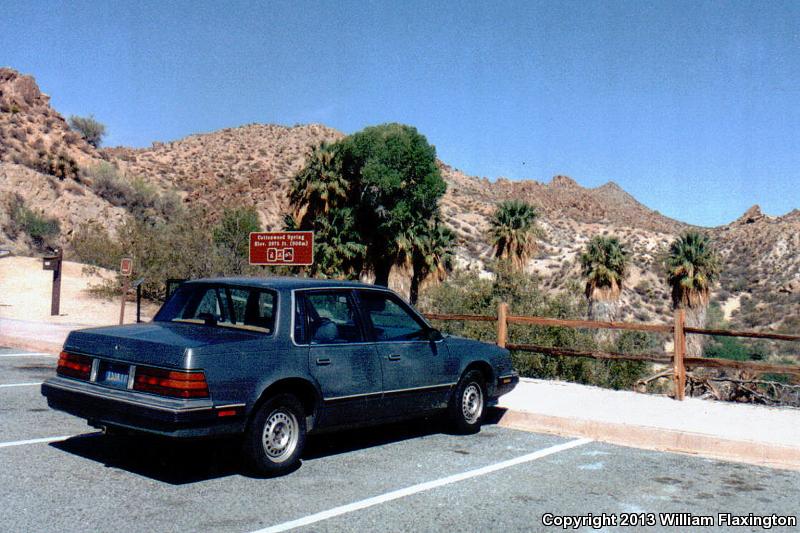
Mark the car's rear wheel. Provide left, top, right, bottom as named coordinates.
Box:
left=243, top=393, right=306, bottom=476
left=448, top=369, right=486, bottom=434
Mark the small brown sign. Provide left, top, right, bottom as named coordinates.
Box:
left=249, top=231, right=314, bottom=266
left=120, top=257, right=134, bottom=276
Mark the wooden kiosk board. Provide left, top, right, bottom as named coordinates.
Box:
left=249, top=231, right=314, bottom=266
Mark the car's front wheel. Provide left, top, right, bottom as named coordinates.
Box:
left=242, top=393, right=306, bottom=476
left=448, top=369, right=486, bottom=434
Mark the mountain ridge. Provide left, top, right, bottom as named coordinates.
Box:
left=1, top=68, right=797, bottom=333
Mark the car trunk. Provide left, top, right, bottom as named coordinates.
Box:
left=64, top=321, right=263, bottom=368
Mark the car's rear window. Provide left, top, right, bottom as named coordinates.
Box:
left=154, top=284, right=276, bottom=334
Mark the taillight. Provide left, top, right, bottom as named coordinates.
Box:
left=133, top=367, right=209, bottom=398
left=56, top=351, right=92, bottom=380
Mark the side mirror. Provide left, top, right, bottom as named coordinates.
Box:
left=427, top=328, right=444, bottom=342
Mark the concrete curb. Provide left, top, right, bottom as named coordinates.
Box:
left=498, top=409, right=800, bottom=471
left=0, top=335, right=61, bottom=355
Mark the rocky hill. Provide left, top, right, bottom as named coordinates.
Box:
left=0, top=68, right=797, bottom=333
left=103, top=123, right=343, bottom=227
left=0, top=68, right=99, bottom=173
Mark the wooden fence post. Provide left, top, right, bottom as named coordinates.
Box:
left=673, top=308, right=686, bottom=400
left=497, top=302, right=508, bottom=348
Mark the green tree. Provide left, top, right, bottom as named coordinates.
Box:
left=665, top=231, right=721, bottom=355
left=339, top=123, right=446, bottom=286
left=288, top=123, right=447, bottom=286
left=402, top=218, right=454, bottom=305
left=68, top=114, right=106, bottom=148
left=489, top=200, right=541, bottom=271
left=579, top=236, right=629, bottom=323
left=213, top=206, right=262, bottom=275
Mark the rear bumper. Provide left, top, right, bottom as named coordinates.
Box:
left=41, top=377, right=246, bottom=438
left=494, top=372, right=519, bottom=398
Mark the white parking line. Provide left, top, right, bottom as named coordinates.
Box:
left=0, top=432, right=102, bottom=449
left=0, top=382, right=42, bottom=388
left=0, top=435, right=73, bottom=448
left=0, top=352, right=56, bottom=358
left=251, top=437, right=593, bottom=533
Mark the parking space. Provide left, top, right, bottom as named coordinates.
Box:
left=1, top=347, right=798, bottom=532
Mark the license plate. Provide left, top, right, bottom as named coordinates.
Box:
left=99, top=363, right=129, bottom=388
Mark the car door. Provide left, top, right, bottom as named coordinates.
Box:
left=356, top=290, right=451, bottom=417
left=297, top=290, right=382, bottom=427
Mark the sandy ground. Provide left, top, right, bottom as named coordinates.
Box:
left=0, top=256, right=159, bottom=326
left=721, top=293, right=743, bottom=321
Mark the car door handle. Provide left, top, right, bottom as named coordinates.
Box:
left=316, top=357, right=331, bottom=366
left=387, top=354, right=401, bottom=361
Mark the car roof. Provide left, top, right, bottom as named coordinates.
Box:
left=185, top=276, right=391, bottom=291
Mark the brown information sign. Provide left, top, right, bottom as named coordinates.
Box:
left=249, top=231, right=314, bottom=266
left=120, top=257, right=133, bottom=276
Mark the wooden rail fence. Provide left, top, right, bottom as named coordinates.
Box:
left=424, top=303, right=800, bottom=401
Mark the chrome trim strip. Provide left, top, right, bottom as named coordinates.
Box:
left=323, top=390, right=382, bottom=402
left=323, top=382, right=456, bottom=402
left=382, top=382, right=456, bottom=395
left=44, top=380, right=213, bottom=413
left=498, top=373, right=517, bottom=380
left=216, top=403, right=246, bottom=409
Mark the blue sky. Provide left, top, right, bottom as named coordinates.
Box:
left=2, top=0, right=798, bottom=227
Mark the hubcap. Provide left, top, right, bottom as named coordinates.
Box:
left=461, top=383, right=483, bottom=424
left=262, top=409, right=299, bottom=462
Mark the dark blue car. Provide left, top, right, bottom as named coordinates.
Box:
left=42, top=278, right=518, bottom=475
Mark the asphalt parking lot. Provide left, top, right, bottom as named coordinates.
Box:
left=1, top=346, right=799, bottom=532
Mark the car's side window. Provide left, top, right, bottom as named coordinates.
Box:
left=228, top=288, right=276, bottom=332
left=358, top=291, right=427, bottom=342
left=301, top=292, right=363, bottom=345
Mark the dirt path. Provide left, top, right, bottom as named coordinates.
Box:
left=0, top=256, right=159, bottom=326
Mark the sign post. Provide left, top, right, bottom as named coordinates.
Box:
left=119, top=257, right=133, bottom=325
left=42, top=247, right=63, bottom=316
left=249, top=231, right=314, bottom=266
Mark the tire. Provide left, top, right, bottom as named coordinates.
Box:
left=242, top=393, right=306, bottom=476
left=448, top=370, right=487, bottom=434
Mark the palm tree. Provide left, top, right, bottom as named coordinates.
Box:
left=285, top=208, right=364, bottom=279
left=665, top=231, right=720, bottom=355
left=402, top=219, right=455, bottom=304
left=489, top=200, right=541, bottom=271
left=289, top=143, right=348, bottom=227
left=580, top=235, right=629, bottom=323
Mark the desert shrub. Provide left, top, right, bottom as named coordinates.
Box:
left=422, top=264, right=620, bottom=387
left=212, top=206, right=262, bottom=275
left=71, top=223, right=122, bottom=270
left=31, top=151, right=79, bottom=180
left=74, top=211, right=226, bottom=301
left=68, top=114, right=105, bottom=147
left=420, top=264, right=654, bottom=389
left=85, top=163, right=178, bottom=221
left=704, top=336, right=772, bottom=362
left=595, top=331, right=659, bottom=390
left=7, top=195, right=60, bottom=247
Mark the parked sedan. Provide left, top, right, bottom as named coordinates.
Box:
left=42, top=278, right=518, bottom=475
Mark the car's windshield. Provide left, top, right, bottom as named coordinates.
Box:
left=154, top=284, right=276, bottom=334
